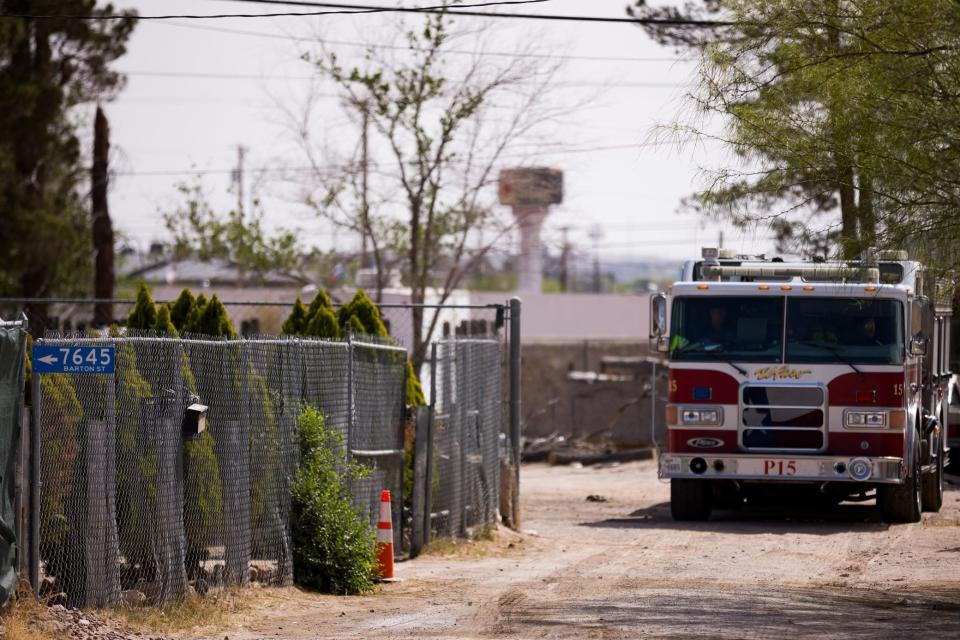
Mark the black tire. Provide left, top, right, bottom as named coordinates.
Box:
left=671, top=479, right=713, bottom=521
left=921, top=438, right=944, bottom=513
left=878, top=438, right=922, bottom=523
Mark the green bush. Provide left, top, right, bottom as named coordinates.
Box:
left=114, top=344, right=156, bottom=579
left=306, top=289, right=333, bottom=317
left=337, top=289, right=388, bottom=337
left=168, top=289, right=195, bottom=332
left=38, top=374, right=82, bottom=595
left=183, top=431, right=223, bottom=576
left=182, top=293, right=208, bottom=334
left=281, top=297, right=309, bottom=335
left=127, top=283, right=158, bottom=330
left=153, top=304, right=177, bottom=335
left=291, top=406, right=376, bottom=595
left=305, top=307, right=341, bottom=339
left=189, top=294, right=237, bottom=337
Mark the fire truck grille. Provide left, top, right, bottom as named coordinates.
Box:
left=740, top=385, right=826, bottom=452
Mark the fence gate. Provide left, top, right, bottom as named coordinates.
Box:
left=410, top=337, right=503, bottom=556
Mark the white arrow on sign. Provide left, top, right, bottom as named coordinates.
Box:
left=37, top=354, right=58, bottom=366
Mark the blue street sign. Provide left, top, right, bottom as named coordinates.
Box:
left=32, top=345, right=115, bottom=374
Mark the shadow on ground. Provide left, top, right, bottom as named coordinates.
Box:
left=580, top=499, right=892, bottom=534
left=493, top=585, right=960, bottom=639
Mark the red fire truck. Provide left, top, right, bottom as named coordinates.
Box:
left=650, top=248, right=951, bottom=523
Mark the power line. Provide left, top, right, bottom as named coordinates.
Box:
left=113, top=141, right=672, bottom=177
left=215, top=0, right=735, bottom=26
left=3, top=0, right=735, bottom=26
left=0, top=0, right=549, bottom=20
left=153, top=19, right=690, bottom=64
left=118, top=68, right=689, bottom=89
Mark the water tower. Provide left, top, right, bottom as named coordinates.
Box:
left=499, top=167, right=563, bottom=294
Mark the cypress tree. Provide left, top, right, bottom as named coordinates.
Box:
left=305, top=307, right=341, bottom=339
left=127, top=283, right=158, bottom=330
left=153, top=305, right=178, bottom=336
left=282, top=297, right=309, bottom=335
left=169, top=289, right=195, bottom=332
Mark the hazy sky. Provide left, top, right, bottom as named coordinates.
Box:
left=104, top=0, right=776, bottom=266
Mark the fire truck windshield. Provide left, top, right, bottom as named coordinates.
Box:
left=670, top=297, right=784, bottom=363
left=670, top=296, right=904, bottom=365
left=785, top=298, right=903, bottom=365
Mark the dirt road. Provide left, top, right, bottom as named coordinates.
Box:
left=216, top=461, right=960, bottom=639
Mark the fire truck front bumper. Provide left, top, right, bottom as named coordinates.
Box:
left=659, top=454, right=904, bottom=484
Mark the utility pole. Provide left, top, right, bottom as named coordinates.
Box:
left=360, top=103, right=370, bottom=269
left=559, top=225, right=572, bottom=292
left=232, top=145, right=247, bottom=214
left=589, top=224, right=603, bottom=293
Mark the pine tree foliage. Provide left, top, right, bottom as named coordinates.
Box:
left=169, top=289, right=195, bottom=332
left=126, top=283, right=157, bottom=330
left=281, top=297, right=309, bottom=335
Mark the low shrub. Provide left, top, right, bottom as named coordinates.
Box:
left=291, top=406, right=376, bottom=595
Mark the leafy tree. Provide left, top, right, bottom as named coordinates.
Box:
left=628, top=0, right=960, bottom=263
left=0, top=2, right=136, bottom=331
left=303, top=5, right=562, bottom=371
left=163, top=180, right=306, bottom=282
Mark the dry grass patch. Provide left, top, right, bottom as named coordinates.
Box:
left=0, top=588, right=58, bottom=640
left=104, top=588, right=251, bottom=636
left=422, top=525, right=527, bottom=559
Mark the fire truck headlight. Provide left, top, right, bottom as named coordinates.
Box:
left=845, top=411, right=887, bottom=428
left=848, top=457, right=873, bottom=481
left=680, top=407, right=722, bottom=426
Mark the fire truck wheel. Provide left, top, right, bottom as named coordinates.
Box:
left=712, top=481, right=744, bottom=510
left=878, top=439, right=922, bottom=524
left=921, top=444, right=944, bottom=512
left=671, top=479, right=713, bottom=521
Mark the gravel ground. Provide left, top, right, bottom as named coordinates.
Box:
left=198, top=460, right=960, bottom=639
left=21, top=461, right=959, bottom=639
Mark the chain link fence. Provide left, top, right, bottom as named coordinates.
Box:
left=33, top=333, right=407, bottom=608
left=409, top=336, right=504, bottom=554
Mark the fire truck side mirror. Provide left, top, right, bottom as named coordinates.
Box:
left=650, top=293, right=668, bottom=342
left=910, top=335, right=928, bottom=357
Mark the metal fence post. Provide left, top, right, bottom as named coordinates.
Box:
left=347, top=331, right=354, bottom=452
left=29, top=342, right=40, bottom=597
left=508, top=297, right=522, bottom=529
left=423, top=342, right=437, bottom=547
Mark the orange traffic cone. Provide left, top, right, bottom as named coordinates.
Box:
left=376, top=489, right=396, bottom=581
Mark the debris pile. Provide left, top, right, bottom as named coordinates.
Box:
left=522, top=432, right=654, bottom=467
